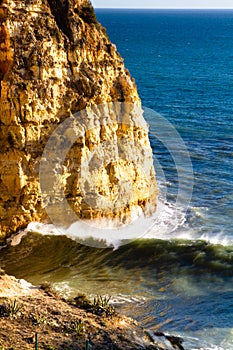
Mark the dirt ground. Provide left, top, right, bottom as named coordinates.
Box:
left=0, top=273, right=184, bottom=350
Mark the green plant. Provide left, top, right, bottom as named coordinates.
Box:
left=31, top=312, right=47, bottom=325
left=73, top=319, right=84, bottom=336
left=73, top=294, right=115, bottom=316
left=35, top=332, right=39, bottom=350
left=100, top=319, right=107, bottom=327
left=93, top=295, right=111, bottom=308
left=4, top=299, right=22, bottom=317
left=86, top=339, right=90, bottom=350
left=46, top=345, right=56, bottom=350
left=93, top=295, right=115, bottom=316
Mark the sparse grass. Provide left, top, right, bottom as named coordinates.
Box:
left=46, top=345, right=56, bottom=350
left=92, top=295, right=115, bottom=316
left=31, top=312, right=47, bottom=325
left=73, top=319, right=84, bottom=336
left=3, top=299, right=22, bottom=317
left=100, top=319, right=107, bottom=327
left=73, top=294, right=115, bottom=317
left=93, top=295, right=111, bottom=308
left=0, top=275, right=164, bottom=349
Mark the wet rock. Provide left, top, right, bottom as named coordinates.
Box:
left=146, top=330, right=185, bottom=350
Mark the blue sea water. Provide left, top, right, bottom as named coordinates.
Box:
left=96, top=9, right=233, bottom=242
left=1, top=9, right=233, bottom=350
left=94, top=9, right=233, bottom=349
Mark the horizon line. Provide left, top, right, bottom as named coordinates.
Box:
left=94, top=7, right=233, bottom=10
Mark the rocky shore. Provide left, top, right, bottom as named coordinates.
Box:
left=0, top=273, right=184, bottom=350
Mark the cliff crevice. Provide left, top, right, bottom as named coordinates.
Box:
left=47, top=0, right=72, bottom=40
left=0, top=0, right=157, bottom=239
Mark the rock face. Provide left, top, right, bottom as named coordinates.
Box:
left=0, top=0, right=157, bottom=239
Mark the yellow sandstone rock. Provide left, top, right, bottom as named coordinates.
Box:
left=0, top=0, right=157, bottom=239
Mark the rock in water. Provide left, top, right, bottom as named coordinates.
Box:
left=0, top=0, right=157, bottom=239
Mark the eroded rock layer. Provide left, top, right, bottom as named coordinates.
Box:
left=0, top=0, right=157, bottom=239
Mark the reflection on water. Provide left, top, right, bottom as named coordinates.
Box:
left=1, top=232, right=233, bottom=349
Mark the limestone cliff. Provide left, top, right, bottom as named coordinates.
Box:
left=0, top=0, right=157, bottom=239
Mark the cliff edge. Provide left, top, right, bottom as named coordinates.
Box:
left=0, top=0, right=157, bottom=239
left=0, top=273, right=184, bottom=349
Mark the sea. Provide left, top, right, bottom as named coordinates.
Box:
left=1, top=9, right=233, bottom=350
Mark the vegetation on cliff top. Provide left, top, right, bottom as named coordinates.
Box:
left=0, top=273, right=184, bottom=350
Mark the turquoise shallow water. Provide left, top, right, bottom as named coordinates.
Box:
left=1, top=9, right=233, bottom=350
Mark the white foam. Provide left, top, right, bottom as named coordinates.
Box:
left=111, top=294, right=146, bottom=305
left=65, top=205, right=154, bottom=249
left=199, top=231, right=233, bottom=246
left=26, top=222, right=62, bottom=236
left=12, top=200, right=233, bottom=248
left=7, top=222, right=64, bottom=247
